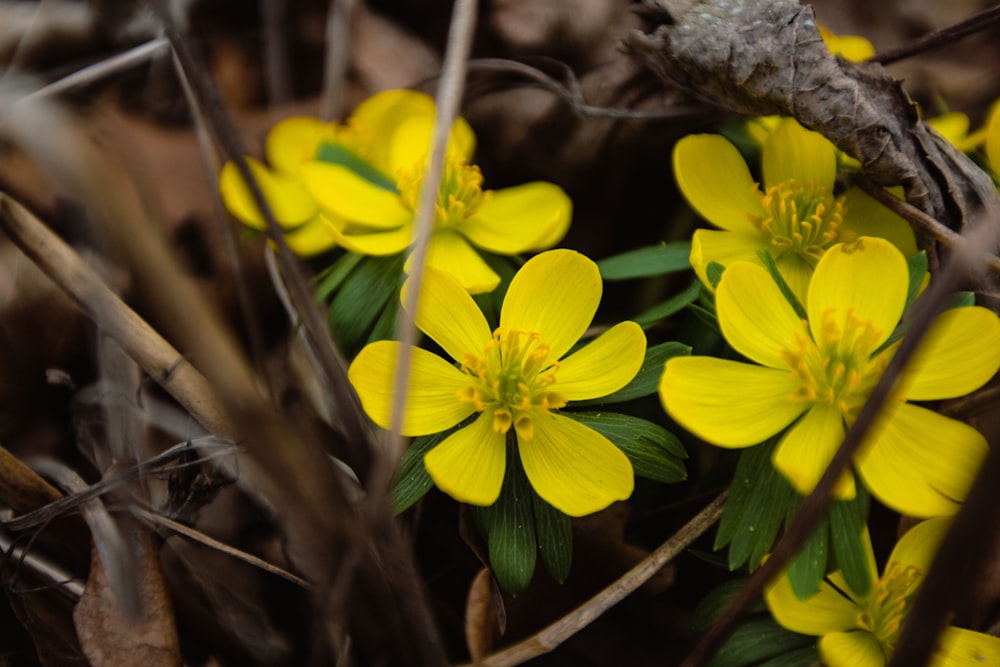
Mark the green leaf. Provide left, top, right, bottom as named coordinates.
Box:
left=691, top=578, right=766, bottom=634
left=574, top=341, right=691, bottom=406
left=785, top=507, right=828, bottom=600
left=634, top=281, right=702, bottom=328
left=597, top=242, right=691, bottom=281
left=706, top=616, right=814, bottom=667
left=315, top=142, right=398, bottom=192
left=716, top=438, right=797, bottom=571
left=390, top=430, right=452, bottom=513
left=754, top=644, right=821, bottom=667
left=566, top=412, right=686, bottom=483
left=485, top=436, right=537, bottom=594
left=532, top=493, right=572, bottom=584
left=904, top=250, right=928, bottom=311
left=706, top=262, right=726, bottom=288
left=757, top=249, right=806, bottom=319
left=328, top=254, right=405, bottom=357
left=314, top=251, right=364, bottom=303
left=829, top=483, right=872, bottom=596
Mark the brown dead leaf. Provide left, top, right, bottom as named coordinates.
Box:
left=73, top=525, right=181, bottom=667
left=464, top=567, right=505, bottom=661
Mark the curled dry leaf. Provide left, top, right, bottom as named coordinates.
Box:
left=626, top=0, right=1000, bottom=235
left=73, top=525, right=181, bottom=667
left=464, top=567, right=505, bottom=661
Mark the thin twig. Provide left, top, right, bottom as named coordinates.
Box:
left=133, top=507, right=309, bottom=588
left=852, top=174, right=1000, bottom=274
left=320, top=0, right=357, bottom=121
left=470, top=491, right=727, bottom=667
left=871, top=4, right=1000, bottom=66
left=0, top=194, right=236, bottom=442
left=382, top=0, right=479, bottom=487
left=261, top=0, right=292, bottom=105
left=463, top=58, right=715, bottom=121
left=20, top=37, right=169, bottom=103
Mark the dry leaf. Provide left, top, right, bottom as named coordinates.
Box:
left=73, top=525, right=181, bottom=667
left=464, top=567, right=505, bottom=661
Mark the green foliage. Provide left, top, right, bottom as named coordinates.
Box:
left=634, top=281, right=702, bottom=328
left=693, top=579, right=818, bottom=667
left=325, top=254, right=405, bottom=357
left=575, top=341, right=691, bottom=406
left=315, top=142, right=397, bottom=191
left=532, top=492, right=573, bottom=584
left=757, top=250, right=806, bottom=319
left=597, top=242, right=692, bottom=280
left=473, top=437, right=539, bottom=594
left=390, top=421, right=472, bottom=513
left=567, top=412, right=686, bottom=483
left=715, top=437, right=870, bottom=599
left=706, top=261, right=726, bottom=288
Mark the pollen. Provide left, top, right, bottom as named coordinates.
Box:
left=856, top=561, right=923, bottom=654
left=456, top=327, right=567, bottom=441
left=781, top=308, right=886, bottom=418
left=756, top=179, right=845, bottom=263
left=397, top=154, right=493, bottom=229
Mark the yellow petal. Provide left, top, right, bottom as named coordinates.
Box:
left=348, top=341, right=475, bottom=436
left=819, top=631, right=887, bottom=667
left=409, top=231, right=500, bottom=295
left=763, top=118, right=837, bottom=191
left=518, top=413, right=633, bottom=517
left=423, top=412, right=506, bottom=506
left=772, top=404, right=855, bottom=499
left=556, top=322, right=646, bottom=401
left=690, top=228, right=769, bottom=291
left=808, top=238, right=907, bottom=349
left=765, top=570, right=859, bottom=636
left=773, top=250, right=814, bottom=307
left=387, top=113, right=477, bottom=176
left=899, top=306, right=1000, bottom=400
left=838, top=188, right=917, bottom=257
left=265, top=116, right=327, bottom=173
left=333, top=224, right=412, bottom=256
left=401, top=266, right=492, bottom=364
left=887, top=517, right=949, bottom=572
left=717, top=261, right=808, bottom=369
left=219, top=158, right=318, bottom=229
left=934, top=626, right=1000, bottom=667
left=282, top=216, right=340, bottom=256
left=300, top=161, right=411, bottom=228
left=987, top=99, right=1000, bottom=174
left=659, top=357, right=806, bottom=447
left=500, top=249, right=600, bottom=361
left=927, top=112, right=971, bottom=151
left=462, top=182, right=572, bottom=253
left=855, top=402, right=987, bottom=517
left=673, top=134, right=764, bottom=232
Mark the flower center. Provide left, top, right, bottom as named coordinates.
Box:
left=756, top=179, right=845, bottom=263
left=782, top=308, right=886, bottom=418
left=457, top=327, right=567, bottom=442
left=397, top=155, right=492, bottom=229
left=856, top=562, right=923, bottom=655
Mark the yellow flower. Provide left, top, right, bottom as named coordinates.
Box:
left=765, top=518, right=1000, bottom=666
left=297, top=92, right=572, bottom=294
left=349, top=249, right=645, bottom=516
left=986, top=99, right=1000, bottom=176
left=219, top=113, right=339, bottom=256
left=818, top=25, right=875, bottom=62
left=673, top=118, right=917, bottom=303
left=659, top=237, right=1000, bottom=516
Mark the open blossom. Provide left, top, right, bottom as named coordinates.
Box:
left=349, top=249, right=645, bottom=516
left=673, top=118, right=916, bottom=302
left=220, top=89, right=572, bottom=292
left=766, top=518, right=1000, bottom=666
left=659, top=237, right=1000, bottom=517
